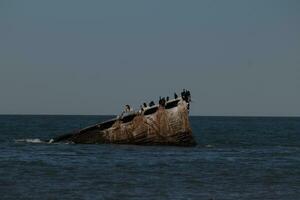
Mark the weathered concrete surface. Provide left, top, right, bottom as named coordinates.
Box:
left=51, top=100, right=196, bottom=146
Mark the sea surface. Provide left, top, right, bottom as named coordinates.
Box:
left=0, top=115, right=299, bottom=200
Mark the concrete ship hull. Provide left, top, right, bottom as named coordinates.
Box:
left=50, top=99, right=196, bottom=146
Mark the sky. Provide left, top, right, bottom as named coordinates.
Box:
left=0, top=0, right=299, bottom=116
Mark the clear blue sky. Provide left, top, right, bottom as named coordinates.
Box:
left=0, top=0, right=299, bottom=116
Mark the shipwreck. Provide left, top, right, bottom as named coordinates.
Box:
left=49, top=90, right=196, bottom=146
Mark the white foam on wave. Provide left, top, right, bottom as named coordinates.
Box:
left=15, top=138, right=44, bottom=144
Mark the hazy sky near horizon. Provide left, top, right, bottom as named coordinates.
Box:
left=0, top=0, right=299, bottom=116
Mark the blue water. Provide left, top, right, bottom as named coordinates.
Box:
left=0, top=115, right=299, bottom=200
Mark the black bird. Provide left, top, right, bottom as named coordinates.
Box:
left=174, top=93, right=178, bottom=99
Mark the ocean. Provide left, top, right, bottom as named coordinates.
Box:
left=0, top=115, right=299, bottom=200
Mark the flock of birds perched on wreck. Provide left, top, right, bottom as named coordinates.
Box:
left=120, top=89, right=192, bottom=117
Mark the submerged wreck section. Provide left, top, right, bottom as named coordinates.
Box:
left=50, top=92, right=196, bottom=146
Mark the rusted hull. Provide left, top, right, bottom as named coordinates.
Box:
left=52, top=100, right=196, bottom=146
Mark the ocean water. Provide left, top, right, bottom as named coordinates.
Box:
left=0, top=115, right=299, bottom=200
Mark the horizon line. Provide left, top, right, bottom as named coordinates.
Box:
left=0, top=113, right=299, bottom=118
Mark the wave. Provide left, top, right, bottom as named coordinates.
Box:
left=14, top=138, right=45, bottom=144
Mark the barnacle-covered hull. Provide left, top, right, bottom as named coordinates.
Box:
left=51, top=99, right=196, bottom=146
